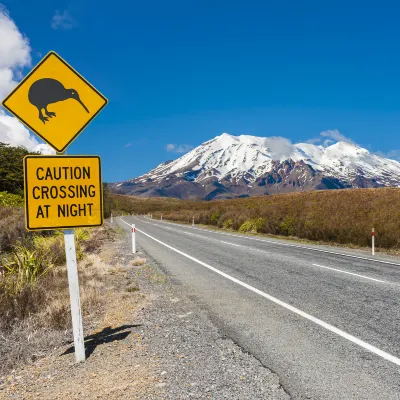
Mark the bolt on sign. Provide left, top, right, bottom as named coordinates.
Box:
left=2, top=51, right=107, bottom=153
left=24, top=155, right=103, bottom=230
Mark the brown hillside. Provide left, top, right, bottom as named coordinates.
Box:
left=112, top=188, right=400, bottom=250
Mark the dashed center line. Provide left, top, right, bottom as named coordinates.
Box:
left=312, top=263, right=389, bottom=284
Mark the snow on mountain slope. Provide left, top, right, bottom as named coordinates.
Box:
left=136, top=133, right=400, bottom=186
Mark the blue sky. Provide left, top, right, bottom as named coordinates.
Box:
left=1, top=0, right=400, bottom=182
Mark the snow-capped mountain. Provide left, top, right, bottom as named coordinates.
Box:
left=111, top=133, right=400, bottom=199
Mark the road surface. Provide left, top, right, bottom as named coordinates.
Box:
left=118, top=216, right=400, bottom=399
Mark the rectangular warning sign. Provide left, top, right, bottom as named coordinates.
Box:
left=24, top=155, right=103, bottom=230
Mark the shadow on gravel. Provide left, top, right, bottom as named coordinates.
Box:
left=62, top=324, right=141, bottom=359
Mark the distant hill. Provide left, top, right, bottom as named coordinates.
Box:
left=110, top=133, right=400, bottom=200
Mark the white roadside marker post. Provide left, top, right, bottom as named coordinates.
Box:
left=64, top=229, right=86, bottom=363
left=132, top=224, right=136, bottom=253
left=111, top=212, right=113, bottom=224
left=372, top=228, right=375, bottom=256
left=192, top=216, right=195, bottom=226
left=161, top=214, right=163, bottom=221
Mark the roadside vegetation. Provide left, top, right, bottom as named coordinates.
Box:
left=112, top=188, right=400, bottom=250
left=0, top=219, right=117, bottom=373
left=0, top=142, right=117, bottom=373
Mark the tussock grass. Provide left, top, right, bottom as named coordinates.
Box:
left=0, top=229, right=108, bottom=332
left=131, top=257, right=147, bottom=266
left=0, top=225, right=115, bottom=374
left=112, top=188, right=400, bottom=250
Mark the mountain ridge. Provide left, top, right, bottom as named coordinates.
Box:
left=110, top=133, right=400, bottom=199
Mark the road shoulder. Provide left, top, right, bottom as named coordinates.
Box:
left=0, top=223, right=289, bottom=400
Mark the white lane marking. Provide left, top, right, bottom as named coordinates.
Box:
left=220, top=240, right=242, bottom=248
left=120, top=218, right=400, bottom=367
left=312, top=264, right=389, bottom=284
left=157, top=225, right=270, bottom=254
left=150, top=218, right=400, bottom=267
left=136, top=218, right=399, bottom=282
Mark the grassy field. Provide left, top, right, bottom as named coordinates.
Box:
left=112, top=188, right=400, bottom=250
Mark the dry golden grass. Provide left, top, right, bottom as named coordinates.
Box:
left=113, top=188, right=400, bottom=249
left=0, top=226, right=115, bottom=330
left=0, top=229, right=116, bottom=375
left=131, top=257, right=147, bottom=266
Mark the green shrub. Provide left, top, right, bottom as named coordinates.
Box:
left=280, top=216, right=297, bottom=236
left=0, top=143, right=36, bottom=196
left=239, top=218, right=266, bottom=233
left=223, top=218, right=233, bottom=229
left=0, top=191, right=24, bottom=207
left=2, top=245, right=53, bottom=296
left=75, top=228, right=91, bottom=259
left=33, top=233, right=66, bottom=266
left=210, top=211, right=220, bottom=225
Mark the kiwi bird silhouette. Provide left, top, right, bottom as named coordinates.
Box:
left=28, top=78, right=89, bottom=124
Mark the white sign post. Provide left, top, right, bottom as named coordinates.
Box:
left=64, top=229, right=86, bottom=362
left=372, top=228, right=375, bottom=256
left=57, top=150, right=85, bottom=363
left=132, top=224, right=136, bottom=253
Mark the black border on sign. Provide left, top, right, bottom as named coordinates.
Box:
left=2, top=51, right=108, bottom=153
left=24, top=155, right=104, bottom=231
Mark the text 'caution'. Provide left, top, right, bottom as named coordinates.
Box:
left=24, top=155, right=103, bottom=230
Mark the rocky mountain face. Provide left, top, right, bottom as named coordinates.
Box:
left=110, top=133, right=400, bottom=200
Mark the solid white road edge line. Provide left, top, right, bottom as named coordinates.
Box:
left=120, top=218, right=400, bottom=367
left=150, top=218, right=400, bottom=267
left=312, top=264, right=389, bottom=284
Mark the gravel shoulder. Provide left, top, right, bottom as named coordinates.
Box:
left=0, top=224, right=289, bottom=399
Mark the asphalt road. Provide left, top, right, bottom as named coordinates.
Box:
left=117, top=216, right=400, bottom=399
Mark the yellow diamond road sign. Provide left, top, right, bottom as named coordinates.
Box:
left=24, top=155, right=103, bottom=230
left=2, top=51, right=107, bottom=153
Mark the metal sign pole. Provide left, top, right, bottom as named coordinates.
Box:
left=64, top=229, right=86, bottom=362
left=57, top=151, right=85, bottom=363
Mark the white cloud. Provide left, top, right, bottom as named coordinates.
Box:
left=0, top=111, right=55, bottom=153
left=263, top=136, right=296, bottom=159
left=124, top=142, right=133, bottom=148
left=374, top=149, right=400, bottom=161
left=320, top=129, right=355, bottom=144
left=0, top=8, right=54, bottom=154
left=165, top=143, right=194, bottom=153
left=307, top=129, right=356, bottom=147
left=0, top=7, right=31, bottom=99
left=51, top=10, right=76, bottom=30
left=305, top=137, right=321, bottom=144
